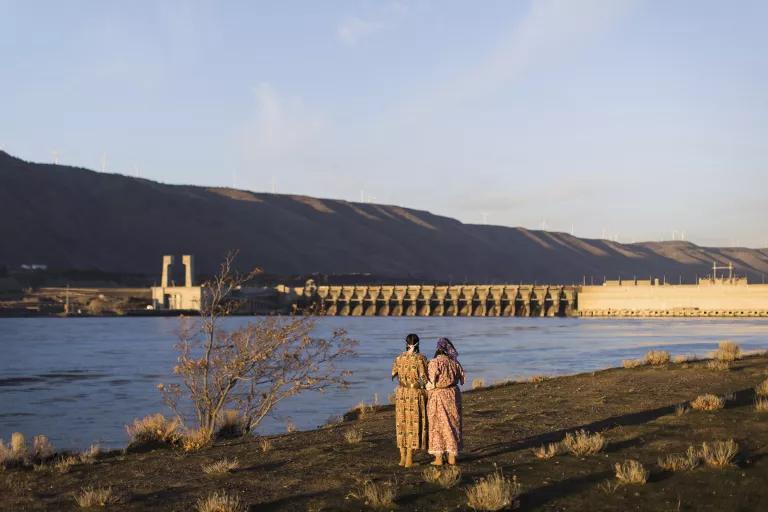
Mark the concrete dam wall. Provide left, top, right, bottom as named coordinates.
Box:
left=293, top=279, right=768, bottom=317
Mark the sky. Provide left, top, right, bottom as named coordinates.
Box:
left=1, top=0, right=767, bottom=247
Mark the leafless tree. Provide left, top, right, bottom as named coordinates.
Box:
left=159, top=252, right=357, bottom=439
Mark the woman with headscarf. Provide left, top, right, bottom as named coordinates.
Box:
left=391, top=333, right=428, bottom=467
left=426, top=337, right=466, bottom=465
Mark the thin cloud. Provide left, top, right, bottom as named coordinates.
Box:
left=337, top=16, right=384, bottom=46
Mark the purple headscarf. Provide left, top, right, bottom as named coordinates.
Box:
left=436, top=337, right=459, bottom=361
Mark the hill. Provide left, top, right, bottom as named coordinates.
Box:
left=1, top=151, right=767, bottom=283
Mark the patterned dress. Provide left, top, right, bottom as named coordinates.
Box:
left=391, top=351, right=429, bottom=450
left=427, top=354, right=466, bottom=455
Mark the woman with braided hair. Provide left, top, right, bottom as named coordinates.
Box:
left=391, top=333, right=428, bottom=467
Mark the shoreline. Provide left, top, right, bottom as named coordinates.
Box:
left=3, top=352, right=768, bottom=510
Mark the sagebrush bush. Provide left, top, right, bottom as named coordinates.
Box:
left=700, top=440, right=738, bottom=468
left=75, top=486, right=118, bottom=508
left=563, top=430, right=606, bottom=456
left=706, top=359, right=731, bottom=371
left=644, top=350, right=670, bottom=366
left=472, top=378, right=485, bottom=390
left=195, top=491, right=245, bottom=512
left=465, top=471, right=521, bottom=511
left=713, top=341, right=741, bottom=362
left=423, top=465, right=461, bottom=488
left=691, top=394, right=725, bottom=411
left=32, top=435, right=55, bottom=461
left=126, top=414, right=180, bottom=448
left=614, top=459, right=649, bottom=485
left=622, top=359, right=644, bottom=369
left=658, top=447, right=699, bottom=472
left=79, top=443, right=101, bottom=464
left=347, top=479, right=396, bottom=510
left=181, top=429, right=210, bottom=453
left=215, top=410, right=246, bottom=438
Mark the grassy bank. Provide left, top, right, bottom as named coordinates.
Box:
left=2, top=351, right=768, bottom=511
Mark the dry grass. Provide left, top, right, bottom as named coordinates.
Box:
left=465, top=470, right=521, bottom=511
left=658, top=446, right=699, bottom=472
left=472, top=378, right=485, bottom=390
left=286, top=421, right=297, bottom=433
left=706, top=359, right=731, bottom=371
left=755, top=377, right=768, bottom=396
left=622, top=359, right=645, bottom=369
left=347, top=479, right=397, bottom=509
left=202, top=458, right=240, bottom=475
left=614, top=459, right=649, bottom=485
left=75, top=486, right=118, bottom=508
left=533, top=442, right=561, bottom=459
left=755, top=397, right=768, bottom=412
left=644, top=350, right=671, bottom=366
left=528, top=375, right=549, bottom=383
left=673, top=354, right=694, bottom=364
left=181, top=429, right=210, bottom=453
left=343, top=428, right=363, bottom=444
left=700, top=440, right=738, bottom=468
left=713, top=341, right=741, bottom=362
left=674, top=404, right=689, bottom=416
left=563, top=429, right=606, bottom=456
left=32, top=435, right=55, bottom=461
left=423, top=465, right=462, bottom=488
left=53, top=455, right=79, bottom=473
left=79, top=443, right=101, bottom=464
left=215, top=410, right=246, bottom=438
left=690, top=394, right=725, bottom=411
left=195, top=491, right=245, bottom=512
left=126, top=413, right=181, bottom=447
left=259, top=437, right=272, bottom=453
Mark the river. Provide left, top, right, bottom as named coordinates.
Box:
left=0, top=316, right=766, bottom=450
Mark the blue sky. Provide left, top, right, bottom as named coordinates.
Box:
left=2, top=0, right=766, bottom=247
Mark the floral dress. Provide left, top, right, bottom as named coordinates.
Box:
left=427, top=354, right=465, bottom=455
left=391, top=351, right=429, bottom=449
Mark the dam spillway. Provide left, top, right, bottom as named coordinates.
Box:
left=290, top=278, right=768, bottom=318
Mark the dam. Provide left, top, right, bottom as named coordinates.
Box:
left=292, top=271, right=768, bottom=318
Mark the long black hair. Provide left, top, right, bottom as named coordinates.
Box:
left=405, top=333, right=420, bottom=353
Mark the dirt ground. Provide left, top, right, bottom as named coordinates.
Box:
left=2, top=354, right=768, bottom=511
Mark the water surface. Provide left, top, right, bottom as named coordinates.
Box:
left=0, top=316, right=766, bottom=449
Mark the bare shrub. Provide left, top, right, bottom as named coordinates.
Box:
left=159, top=253, right=356, bottom=444
left=614, top=459, right=649, bottom=485
left=755, top=378, right=768, bottom=396
left=706, top=360, right=730, bottom=371
left=423, top=465, right=461, bottom=488
left=644, top=350, right=670, bottom=366
left=755, top=397, right=768, bottom=412
left=32, top=435, right=55, bottom=461
left=126, top=414, right=181, bottom=448
left=259, top=437, right=272, bottom=453
left=75, top=486, right=118, bottom=508
left=690, top=394, right=725, bottom=411
left=472, top=378, right=485, bottom=390
left=622, top=359, right=644, bottom=369
left=563, top=430, right=606, bottom=456
left=714, top=341, right=741, bottom=362
left=465, top=470, right=521, bottom=511
left=181, top=429, right=210, bottom=453
left=700, top=440, right=738, bottom=468
left=202, top=458, right=240, bottom=475
left=79, top=443, right=101, bottom=464
left=195, top=491, right=245, bottom=512
left=347, top=479, right=397, bottom=509
left=658, top=447, right=699, bottom=472
left=344, top=428, right=363, bottom=444
left=533, top=443, right=561, bottom=459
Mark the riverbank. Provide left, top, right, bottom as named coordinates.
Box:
left=2, top=353, right=768, bottom=511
